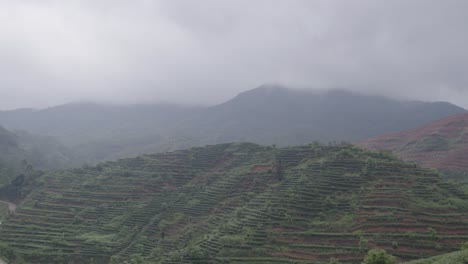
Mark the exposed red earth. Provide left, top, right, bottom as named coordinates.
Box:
left=358, top=113, right=468, bottom=174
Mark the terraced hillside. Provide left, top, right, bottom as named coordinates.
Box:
left=404, top=248, right=468, bottom=264
left=359, top=113, right=468, bottom=182
left=0, top=143, right=467, bottom=263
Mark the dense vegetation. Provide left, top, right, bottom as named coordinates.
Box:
left=0, top=142, right=466, bottom=263
left=0, top=86, right=465, bottom=165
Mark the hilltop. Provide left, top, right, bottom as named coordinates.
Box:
left=0, top=142, right=466, bottom=263
left=359, top=113, right=468, bottom=182
left=0, top=86, right=465, bottom=164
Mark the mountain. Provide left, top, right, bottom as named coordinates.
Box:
left=188, top=86, right=467, bottom=145
left=0, top=86, right=465, bottom=164
left=0, top=103, right=200, bottom=164
left=358, top=113, right=468, bottom=182
left=0, top=143, right=467, bottom=263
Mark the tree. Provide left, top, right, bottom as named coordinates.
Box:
left=461, top=241, right=468, bottom=250
left=362, top=249, right=396, bottom=264
left=129, top=254, right=144, bottom=264
left=275, top=158, right=283, bottom=181
left=110, top=255, right=121, bottom=264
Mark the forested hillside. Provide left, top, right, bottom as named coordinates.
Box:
left=0, top=86, right=465, bottom=164
left=0, top=143, right=466, bottom=263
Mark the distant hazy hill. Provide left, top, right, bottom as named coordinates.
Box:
left=189, top=86, right=467, bottom=145
left=359, top=113, right=468, bottom=182
left=0, top=125, right=75, bottom=186
left=0, top=126, right=18, bottom=152
left=1, top=143, right=467, bottom=263
left=0, top=104, right=198, bottom=163
left=0, top=85, right=465, bottom=163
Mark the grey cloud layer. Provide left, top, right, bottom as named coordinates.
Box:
left=1, top=0, right=467, bottom=109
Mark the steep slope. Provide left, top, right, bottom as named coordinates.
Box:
left=0, top=125, right=75, bottom=167
left=0, top=125, right=69, bottom=183
left=0, top=126, right=17, bottom=151
left=358, top=113, right=468, bottom=182
left=0, top=126, right=25, bottom=187
left=404, top=249, right=468, bottom=264
left=0, top=86, right=465, bottom=164
left=0, top=143, right=466, bottom=264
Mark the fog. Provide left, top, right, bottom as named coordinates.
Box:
left=1, top=0, right=468, bottom=109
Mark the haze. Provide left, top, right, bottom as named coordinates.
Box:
left=1, top=0, right=468, bottom=110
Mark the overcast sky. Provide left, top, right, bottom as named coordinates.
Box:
left=1, top=0, right=468, bottom=110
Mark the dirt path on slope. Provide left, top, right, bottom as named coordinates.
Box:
left=0, top=200, right=16, bottom=213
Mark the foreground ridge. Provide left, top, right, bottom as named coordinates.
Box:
left=0, top=142, right=467, bottom=263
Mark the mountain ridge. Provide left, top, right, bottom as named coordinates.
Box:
left=0, top=86, right=465, bottom=165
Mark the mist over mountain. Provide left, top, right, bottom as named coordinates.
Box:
left=190, top=86, right=466, bottom=144
left=0, top=86, right=465, bottom=164
left=1, top=1, right=468, bottom=263
left=0, top=125, right=75, bottom=188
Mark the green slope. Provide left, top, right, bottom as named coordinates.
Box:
left=404, top=249, right=468, bottom=264
left=0, top=143, right=467, bottom=264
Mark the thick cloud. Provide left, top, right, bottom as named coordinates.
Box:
left=0, top=0, right=467, bottom=109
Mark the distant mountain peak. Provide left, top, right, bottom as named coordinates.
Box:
left=235, top=84, right=291, bottom=97
left=255, top=83, right=289, bottom=91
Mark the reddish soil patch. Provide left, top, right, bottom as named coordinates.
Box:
left=268, top=226, right=307, bottom=232
left=270, top=250, right=319, bottom=260
left=163, top=183, right=177, bottom=191
left=251, top=164, right=272, bottom=172
left=357, top=226, right=429, bottom=233
left=213, top=153, right=234, bottom=171
left=270, top=251, right=363, bottom=261
left=358, top=113, right=468, bottom=172
left=273, top=236, right=357, bottom=246
left=0, top=201, right=16, bottom=213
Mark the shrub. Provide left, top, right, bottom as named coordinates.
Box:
left=461, top=241, right=468, bottom=250
left=362, top=249, right=396, bottom=264
left=359, top=237, right=369, bottom=252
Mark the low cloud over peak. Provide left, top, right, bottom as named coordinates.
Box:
left=1, top=0, right=468, bottom=109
